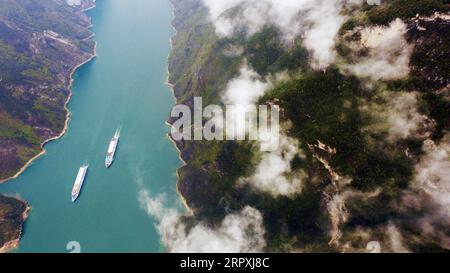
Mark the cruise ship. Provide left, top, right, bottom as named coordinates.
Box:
left=105, top=129, right=120, bottom=168
left=71, top=165, right=88, bottom=202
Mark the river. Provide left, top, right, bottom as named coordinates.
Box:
left=0, top=0, right=181, bottom=253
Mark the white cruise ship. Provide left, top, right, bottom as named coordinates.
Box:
left=105, top=129, right=120, bottom=168
left=71, top=165, right=88, bottom=202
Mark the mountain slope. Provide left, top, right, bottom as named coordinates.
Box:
left=0, top=0, right=96, bottom=252
left=167, top=0, right=450, bottom=252
left=0, top=0, right=96, bottom=181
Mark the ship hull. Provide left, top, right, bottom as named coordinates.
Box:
left=105, top=130, right=120, bottom=168
left=71, top=165, right=88, bottom=203
left=105, top=160, right=113, bottom=168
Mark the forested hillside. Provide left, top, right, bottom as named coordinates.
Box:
left=167, top=0, right=450, bottom=252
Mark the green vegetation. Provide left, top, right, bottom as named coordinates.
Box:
left=254, top=183, right=332, bottom=251
left=168, top=0, right=239, bottom=104
left=244, top=26, right=308, bottom=76
left=0, top=112, right=40, bottom=146
left=169, top=0, right=450, bottom=252
left=0, top=195, right=28, bottom=251
left=0, top=0, right=95, bottom=251
left=367, top=0, right=447, bottom=25
left=263, top=70, right=413, bottom=191
left=422, top=92, right=450, bottom=139
left=0, top=0, right=95, bottom=180
left=177, top=140, right=255, bottom=219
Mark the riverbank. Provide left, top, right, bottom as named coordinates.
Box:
left=82, top=0, right=97, bottom=12
left=165, top=0, right=247, bottom=217
left=0, top=0, right=97, bottom=253
left=165, top=0, right=194, bottom=215
left=0, top=196, right=30, bottom=253
left=0, top=4, right=97, bottom=185
left=0, top=0, right=181, bottom=252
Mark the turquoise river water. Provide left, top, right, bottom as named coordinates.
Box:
left=0, top=0, right=181, bottom=252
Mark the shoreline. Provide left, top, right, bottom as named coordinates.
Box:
left=164, top=129, right=192, bottom=215
left=0, top=3, right=98, bottom=185
left=0, top=197, right=31, bottom=253
left=0, top=239, right=20, bottom=254
left=82, top=0, right=97, bottom=12
left=164, top=0, right=193, bottom=215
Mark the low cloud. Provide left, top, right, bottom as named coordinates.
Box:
left=386, top=224, right=409, bottom=253
left=385, top=92, right=434, bottom=141
left=139, top=189, right=266, bottom=253
left=361, top=91, right=434, bottom=142
left=414, top=135, right=450, bottom=217
left=217, top=63, right=288, bottom=145
left=202, top=0, right=364, bottom=69
left=241, top=134, right=306, bottom=197
left=222, top=65, right=271, bottom=106
left=218, top=64, right=271, bottom=140
left=218, top=64, right=305, bottom=197
left=66, top=0, right=81, bottom=6
left=395, top=135, right=450, bottom=249
left=344, top=19, right=414, bottom=81
left=366, top=241, right=382, bottom=253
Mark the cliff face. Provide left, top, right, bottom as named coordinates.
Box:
left=168, top=0, right=450, bottom=252
left=0, top=0, right=96, bottom=181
